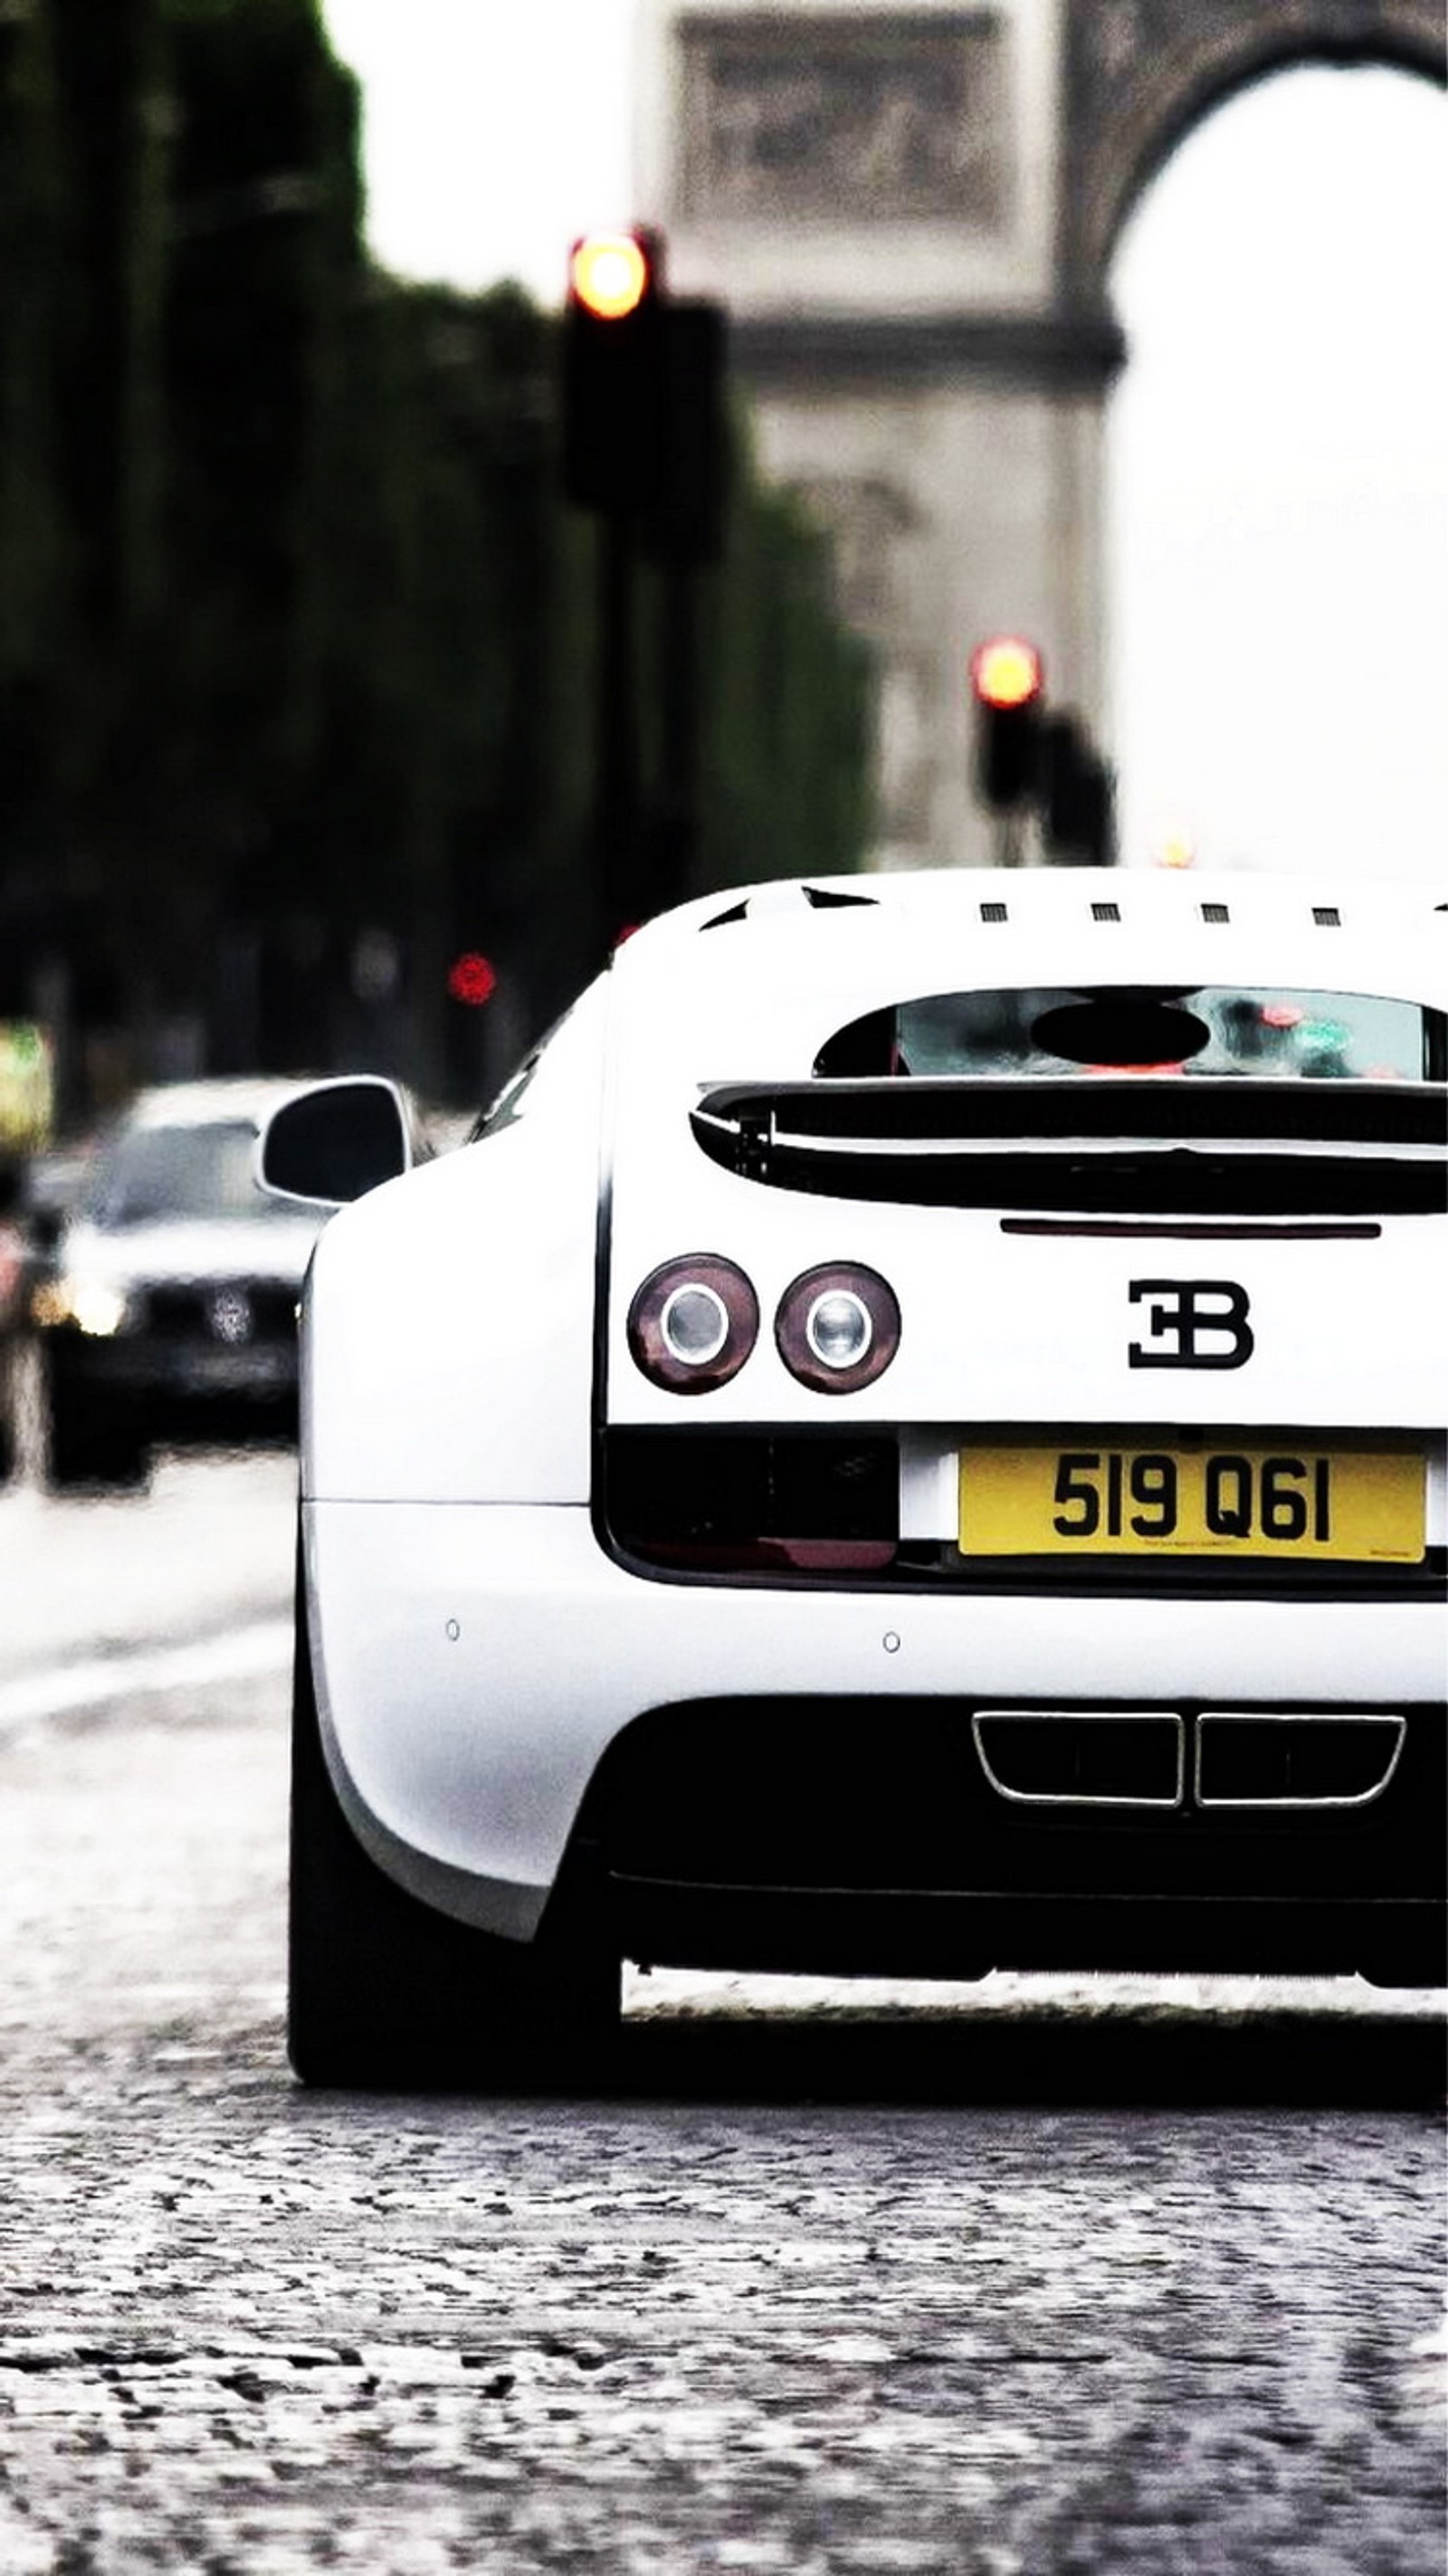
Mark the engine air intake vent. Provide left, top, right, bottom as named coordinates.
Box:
left=702, top=884, right=880, bottom=930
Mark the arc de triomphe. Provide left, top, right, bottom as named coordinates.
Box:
left=635, top=0, right=1444, bottom=868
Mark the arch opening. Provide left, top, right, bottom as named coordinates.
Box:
left=1067, top=0, right=1446, bottom=296
left=1105, top=63, right=1446, bottom=881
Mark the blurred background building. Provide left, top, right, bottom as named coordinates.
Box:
left=636, top=0, right=1444, bottom=872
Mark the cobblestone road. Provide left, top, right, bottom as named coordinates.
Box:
left=0, top=1646, right=1443, bottom=2576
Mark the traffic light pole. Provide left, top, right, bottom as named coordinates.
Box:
left=563, top=234, right=729, bottom=948
left=968, top=637, right=1116, bottom=866
left=650, top=557, right=700, bottom=911
left=595, top=513, right=641, bottom=941
left=995, top=811, right=1027, bottom=869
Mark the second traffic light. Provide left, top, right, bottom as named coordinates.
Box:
left=563, top=230, right=667, bottom=516
left=968, top=635, right=1044, bottom=810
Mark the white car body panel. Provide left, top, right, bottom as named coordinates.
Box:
left=605, top=1197, right=1445, bottom=1436
left=300, top=979, right=608, bottom=1505
left=304, top=1496, right=1448, bottom=1935
left=292, top=868, right=1447, bottom=1957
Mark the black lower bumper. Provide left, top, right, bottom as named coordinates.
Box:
left=609, top=1881, right=1442, bottom=1984
left=580, top=1695, right=1446, bottom=1984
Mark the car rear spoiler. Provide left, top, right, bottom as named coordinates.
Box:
left=690, top=1078, right=1448, bottom=1217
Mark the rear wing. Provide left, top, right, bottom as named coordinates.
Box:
left=691, top=1077, right=1448, bottom=1217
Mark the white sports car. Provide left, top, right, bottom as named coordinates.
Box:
left=262, top=868, right=1447, bottom=2083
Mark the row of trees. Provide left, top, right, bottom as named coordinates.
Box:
left=0, top=0, right=872, bottom=1114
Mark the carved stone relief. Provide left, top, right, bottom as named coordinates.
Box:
left=676, top=12, right=1009, bottom=224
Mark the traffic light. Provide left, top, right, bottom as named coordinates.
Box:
left=563, top=229, right=666, bottom=515
left=1039, top=712, right=1116, bottom=864
left=969, top=635, right=1044, bottom=810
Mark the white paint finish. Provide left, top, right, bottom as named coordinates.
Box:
left=607, top=1196, right=1448, bottom=1435
left=292, top=867, right=1446, bottom=1932
left=899, top=1434, right=960, bottom=1538
left=614, top=863, right=1448, bottom=1049
left=305, top=1495, right=1447, bottom=1926
left=602, top=868, right=1448, bottom=1433
left=288, top=865, right=1448, bottom=1473
left=300, top=978, right=610, bottom=1506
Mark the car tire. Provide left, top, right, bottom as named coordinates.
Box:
left=289, top=1568, right=621, bottom=2088
left=43, top=1353, right=149, bottom=1493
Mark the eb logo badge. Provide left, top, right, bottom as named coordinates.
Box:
left=1128, top=1279, right=1254, bottom=1371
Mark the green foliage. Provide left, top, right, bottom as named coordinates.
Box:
left=0, top=0, right=872, bottom=1085
left=161, top=0, right=362, bottom=772
left=0, top=5, right=68, bottom=687
left=47, top=0, right=169, bottom=644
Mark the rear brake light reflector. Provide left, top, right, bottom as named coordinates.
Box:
left=628, top=1255, right=759, bottom=1393
left=776, top=1264, right=900, bottom=1394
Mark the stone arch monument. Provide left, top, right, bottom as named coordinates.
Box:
left=635, top=0, right=1444, bottom=866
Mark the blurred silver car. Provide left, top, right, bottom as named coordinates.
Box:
left=31, top=1080, right=328, bottom=1489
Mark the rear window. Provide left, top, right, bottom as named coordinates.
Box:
left=814, top=988, right=1442, bottom=1084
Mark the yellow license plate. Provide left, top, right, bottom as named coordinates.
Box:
left=958, top=1445, right=1425, bottom=1562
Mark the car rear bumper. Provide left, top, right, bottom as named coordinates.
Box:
left=304, top=1500, right=1447, bottom=1967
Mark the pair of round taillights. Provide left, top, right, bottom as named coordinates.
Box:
left=628, top=1256, right=900, bottom=1396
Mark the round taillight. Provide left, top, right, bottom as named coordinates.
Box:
left=776, top=1264, right=900, bottom=1395
left=628, top=1255, right=759, bottom=1393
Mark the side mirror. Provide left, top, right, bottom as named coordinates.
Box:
left=259, top=1079, right=412, bottom=1208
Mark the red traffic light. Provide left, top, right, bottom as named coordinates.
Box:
left=562, top=227, right=666, bottom=516
left=447, top=952, right=497, bottom=1007
left=969, top=637, right=1045, bottom=813
left=969, top=635, right=1043, bottom=711
left=569, top=232, right=653, bottom=321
